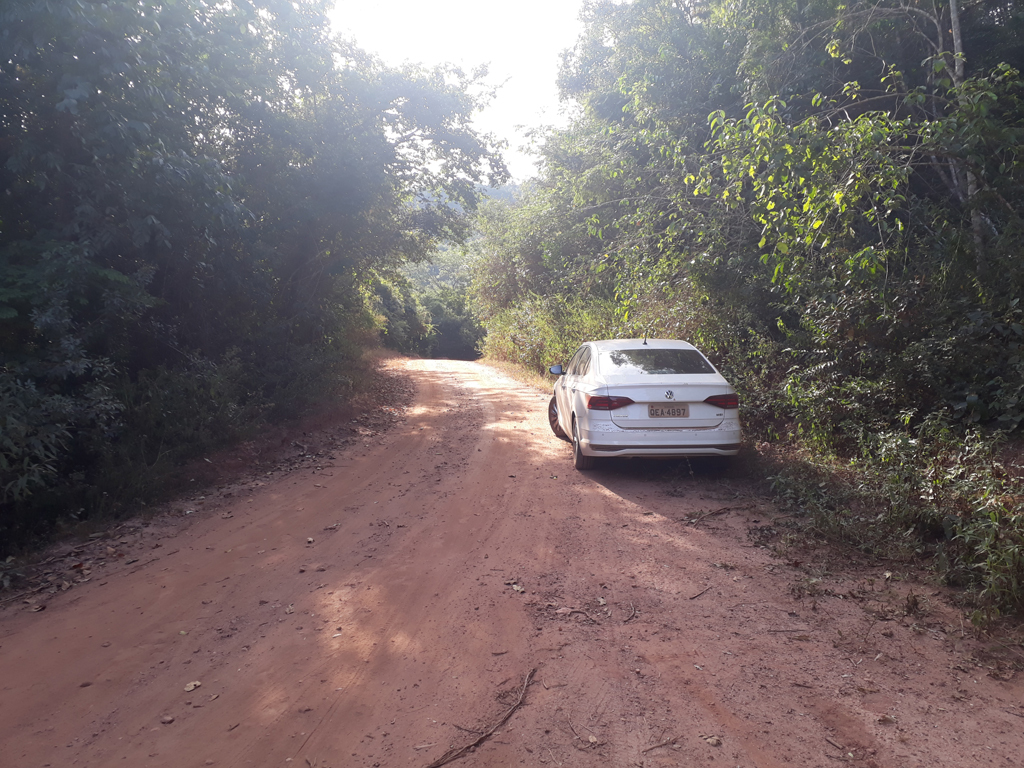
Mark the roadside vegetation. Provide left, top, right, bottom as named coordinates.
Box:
left=0, top=0, right=505, bottom=553
left=400, top=244, right=488, bottom=360
left=4, top=0, right=1023, bottom=619
left=467, top=0, right=1024, bottom=617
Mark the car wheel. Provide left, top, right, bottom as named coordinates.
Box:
left=548, top=396, right=568, bottom=439
left=572, top=417, right=596, bottom=470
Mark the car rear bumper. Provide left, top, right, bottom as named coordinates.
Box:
left=579, top=424, right=742, bottom=457
left=588, top=443, right=740, bottom=456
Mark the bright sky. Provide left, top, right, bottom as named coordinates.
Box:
left=328, top=0, right=587, bottom=182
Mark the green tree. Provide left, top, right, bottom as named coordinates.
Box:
left=0, top=0, right=506, bottom=548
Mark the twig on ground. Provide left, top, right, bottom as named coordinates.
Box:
left=567, top=712, right=583, bottom=742
left=423, top=668, right=536, bottom=768
left=993, top=640, right=1024, bottom=660
left=565, top=712, right=581, bottom=741
left=689, top=586, right=711, bottom=600
left=689, top=504, right=753, bottom=527
left=0, top=584, right=47, bottom=606
left=641, top=735, right=679, bottom=754
left=452, top=724, right=483, bottom=735
left=623, top=603, right=638, bottom=623
left=566, top=609, right=599, bottom=623
left=825, top=736, right=845, bottom=751
left=566, top=712, right=602, bottom=749
left=858, top=617, right=879, bottom=645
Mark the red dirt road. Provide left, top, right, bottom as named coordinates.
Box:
left=1, top=359, right=1022, bottom=768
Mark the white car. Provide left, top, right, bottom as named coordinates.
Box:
left=547, top=339, right=742, bottom=470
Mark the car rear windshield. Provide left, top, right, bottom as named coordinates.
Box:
left=601, top=348, right=716, bottom=375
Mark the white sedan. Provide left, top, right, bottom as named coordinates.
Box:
left=547, top=339, right=742, bottom=470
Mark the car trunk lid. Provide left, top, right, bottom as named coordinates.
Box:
left=603, top=377, right=732, bottom=429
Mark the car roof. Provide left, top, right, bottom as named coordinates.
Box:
left=586, top=339, right=700, bottom=352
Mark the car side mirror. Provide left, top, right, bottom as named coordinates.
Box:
left=549, top=364, right=564, bottom=376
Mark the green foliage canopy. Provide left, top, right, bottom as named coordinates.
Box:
left=0, top=0, right=505, bottom=545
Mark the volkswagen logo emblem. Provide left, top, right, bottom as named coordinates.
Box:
left=665, top=390, right=674, bottom=400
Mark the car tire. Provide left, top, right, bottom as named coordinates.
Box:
left=572, top=417, right=596, bottom=470
left=548, top=396, right=568, bottom=439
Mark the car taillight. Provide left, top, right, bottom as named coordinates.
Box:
left=704, top=393, right=739, bottom=409
left=586, top=395, right=635, bottom=410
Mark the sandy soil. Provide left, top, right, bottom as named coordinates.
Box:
left=1, top=358, right=1022, bottom=768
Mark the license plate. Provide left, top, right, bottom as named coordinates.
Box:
left=648, top=404, right=688, bottom=418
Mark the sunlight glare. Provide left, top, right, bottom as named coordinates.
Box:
left=328, top=0, right=586, bottom=181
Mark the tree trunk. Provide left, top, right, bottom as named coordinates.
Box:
left=949, top=0, right=965, bottom=84
left=949, top=0, right=987, bottom=276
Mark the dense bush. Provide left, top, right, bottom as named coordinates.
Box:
left=368, top=277, right=432, bottom=355
left=418, top=288, right=483, bottom=360
left=479, top=294, right=620, bottom=372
